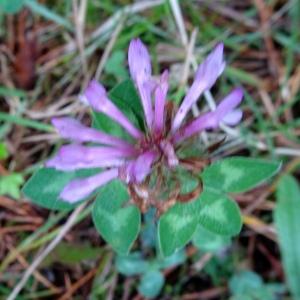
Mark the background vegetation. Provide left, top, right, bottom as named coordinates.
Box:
left=0, top=0, right=300, bottom=299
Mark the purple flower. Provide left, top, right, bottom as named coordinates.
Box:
left=47, top=39, right=243, bottom=204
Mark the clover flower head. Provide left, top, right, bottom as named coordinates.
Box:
left=47, top=38, right=243, bottom=212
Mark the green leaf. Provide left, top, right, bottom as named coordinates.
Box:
left=274, top=175, right=300, bottom=300
left=92, top=110, right=130, bottom=140
left=0, top=173, right=24, bottom=199
left=192, top=224, right=231, bottom=252
left=229, top=271, right=263, bottom=294
left=92, top=79, right=144, bottom=139
left=158, top=199, right=201, bottom=257
left=92, top=180, right=141, bottom=255
left=229, top=271, right=281, bottom=300
left=105, top=50, right=128, bottom=79
left=116, top=252, right=149, bottom=276
left=0, top=0, right=24, bottom=14
left=0, top=142, right=8, bottom=160
left=22, top=168, right=97, bottom=210
left=201, top=157, right=281, bottom=193
left=198, top=190, right=242, bottom=236
left=109, top=79, right=143, bottom=121
left=138, top=270, right=164, bottom=299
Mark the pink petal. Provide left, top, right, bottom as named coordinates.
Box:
left=173, top=88, right=243, bottom=143
left=52, top=117, right=135, bottom=149
left=137, top=80, right=154, bottom=129
left=83, top=80, right=143, bottom=139
left=128, top=38, right=151, bottom=83
left=60, top=168, right=119, bottom=203
left=195, top=43, right=225, bottom=91
left=46, top=144, right=134, bottom=171
left=222, top=109, right=243, bottom=125
left=128, top=38, right=154, bottom=130
left=215, top=88, right=243, bottom=120
left=133, top=150, right=157, bottom=183
left=118, top=152, right=156, bottom=184
left=172, top=43, right=225, bottom=133
left=84, top=80, right=107, bottom=110
left=154, top=70, right=169, bottom=134
left=172, top=112, right=216, bottom=143
left=118, top=161, right=136, bottom=183
left=160, top=141, right=178, bottom=167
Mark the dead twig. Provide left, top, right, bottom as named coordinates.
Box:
left=58, top=266, right=98, bottom=300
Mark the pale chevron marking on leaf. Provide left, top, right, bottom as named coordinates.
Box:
left=219, top=161, right=244, bottom=190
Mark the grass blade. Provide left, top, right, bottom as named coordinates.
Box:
left=24, top=0, right=73, bottom=30
left=274, top=175, right=300, bottom=300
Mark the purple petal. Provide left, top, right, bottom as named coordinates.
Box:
left=154, top=70, right=169, bottom=134
left=83, top=80, right=107, bottom=110
left=60, top=168, right=119, bottom=203
left=118, top=150, right=157, bottom=184
left=195, top=43, right=225, bottom=90
left=172, top=112, right=216, bottom=143
left=173, top=88, right=243, bottom=143
left=222, top=109, right=243, bottom=125
left=172, top=43, right=225, bottom=133
left=215, top=87, right=243, bottom=121
left=133, top=150, right=157, bottom=183
left=137, top=80, right=154, bottom=129
left=160, top=141, right=178, bottom=167
left=52, top=117, right=135, bottom=149
left=128, top=38, right=151, bottom=84
left=128, top=39, right=154, bottom=130
left=46, top=144, right=134, bottom=171
left=83, top=80, right=143, bottom=139
left=118, top=161, right=135, bottom=183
